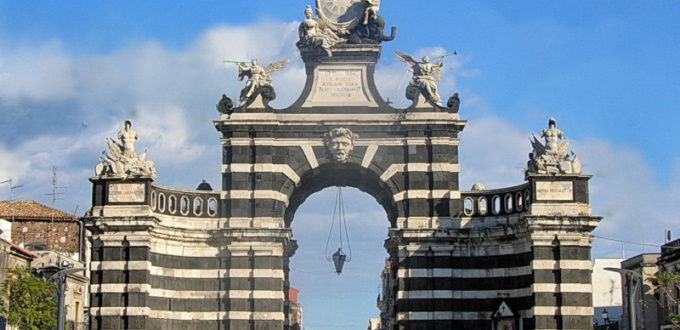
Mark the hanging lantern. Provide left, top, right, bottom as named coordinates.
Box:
left=325, top=187, right=352, bottom=274
left=332, top=248, right=347, bottom=274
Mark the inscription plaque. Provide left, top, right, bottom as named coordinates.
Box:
left=304, top=66, right=376, bottom=107
left=108, top=183, right=146, bottom=203
left=535, top=181, right=573, bottom=201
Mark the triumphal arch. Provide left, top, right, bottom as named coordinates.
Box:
left=85, top=2, right=600, bottom=329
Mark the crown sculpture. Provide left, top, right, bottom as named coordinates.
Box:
left=95, top=120, right=157, bottom=180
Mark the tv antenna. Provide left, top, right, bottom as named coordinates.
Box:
left=1, top=178, right=24, bottom=224
left=45, top=166, right=67, bottom=246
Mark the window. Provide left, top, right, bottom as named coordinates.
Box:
left=463, top=197, right=474, bottom=216
left=180, top=196, right=189, bottom=215
left=169, top=195, right=177, bottom=214
left=478, top=197, right=488, bottom=216
left=504, top=194, right=513, bottom=213
left=25, top=241, right=47, bottom=252
left=208, top=198, right=217, bottom=217
left=193, top=198, right=203, bottom=216
left=492, top=195, right=501, bottom=215
left=158, top=193, right=166, bottom=212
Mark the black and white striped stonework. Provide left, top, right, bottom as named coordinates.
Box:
left=86, top=45, right=600, bottom=329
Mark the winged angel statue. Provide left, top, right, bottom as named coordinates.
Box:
left=396, top=50, right=444, bottom=106
left=95, top=120, right=157, bottom=180
left=236, top=59, right=290, bottom=106
left=527, top=118, right=581, bottom=175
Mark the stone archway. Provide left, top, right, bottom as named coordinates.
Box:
left=86, top=13, right=600, bottom=330
left=286, top=158, right=400, bottom=227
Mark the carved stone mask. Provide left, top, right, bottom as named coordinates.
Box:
left=324, top=128, right=357, bottom=162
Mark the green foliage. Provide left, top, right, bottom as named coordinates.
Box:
left=647, top=273, right=680, bottom=328
left=0, top=266, right=57, bottom=330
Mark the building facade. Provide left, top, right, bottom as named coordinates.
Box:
left=84, top=3, right=601, bottom=329
left=0, top=200, right=83, bottom=259
left=0, top=200, right=89, bottom=329
left=656, top=239, right=680, bottom=329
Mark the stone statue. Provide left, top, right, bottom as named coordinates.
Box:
left=527, top=118, right=582, bottom=175
left=396, top=50, right=445, bottom=106
left=324, top=128, right=358, bottom=162
left=117, top=120, right=139, bottom=158
left=363, top=0, right=380, bottom=25
left=236, top=59, right=289, bottom=106
left=297, top=5, right=346, bottom=57
left=96, top=120, right=157, bottom=180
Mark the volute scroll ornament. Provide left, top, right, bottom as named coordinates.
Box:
left=527, top=118, right=582, bottom=175
left=95, top=120, right=157, bottom=180
left=324, top=128, right=358, bottom=163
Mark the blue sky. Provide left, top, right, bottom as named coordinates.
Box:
left=1, top=1, right=679, bottom=328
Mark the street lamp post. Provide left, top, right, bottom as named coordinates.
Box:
left=602, top=309, right=610, bottom=324
left=51, top=267, right=86, bottom=330
left=605, top=267, right=642, bottom=330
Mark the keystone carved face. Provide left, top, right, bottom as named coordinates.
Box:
left=324, top=128, right=357, bottom=162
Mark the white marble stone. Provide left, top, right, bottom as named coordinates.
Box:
left=535, top=181, right=574, bottom=201
left=302, top=66, right=377, bottom=107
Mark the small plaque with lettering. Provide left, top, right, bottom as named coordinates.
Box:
left=303, top=66, right=376, bottom=107
left=535, top=181, right=573, bottom=201
left=108, top=183, right=146, bottom=203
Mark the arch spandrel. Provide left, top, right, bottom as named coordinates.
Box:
left=284, top=161, right=400, bottom=227
left=220, top=124, right=465, bottom=229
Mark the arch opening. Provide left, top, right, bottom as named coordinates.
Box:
left=285, top=162, right=399, bottom=227
left=289, top=186, right=390, bottom=329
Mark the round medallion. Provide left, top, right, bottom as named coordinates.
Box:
left=316, top=0, right=363, bottom=28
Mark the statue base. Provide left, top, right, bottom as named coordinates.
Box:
left=293, top=45, right=391, bottom=110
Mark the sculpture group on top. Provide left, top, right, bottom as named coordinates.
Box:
left=297, top=0, right=395, bottom=56
left=527, top=118, right=582, bottom=175
left=95, top=120, right=157, bottom=180
left=218, top=0, right=462, bottom=113
left=297, top=5, right=346, bottom=57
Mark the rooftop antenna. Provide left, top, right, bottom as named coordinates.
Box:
left=1, top=178, right=24, bottom=228
left=45, top=166, right=66, bottom=248
left=46, top=166, right=67, bottom=209
left=1, top=178, right=24, bottom=202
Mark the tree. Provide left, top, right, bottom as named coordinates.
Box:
left=647, top=273, right=680, bottom=328
left=0, top=266, right=57, bottom=330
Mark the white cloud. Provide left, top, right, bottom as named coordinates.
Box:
left=0, top=143, right=31, bottom=197
left=0, top=41, right=76, bottom=104
left=0, top=21, right=307, bottom=204
left=459, top=115, right=530, bottom=190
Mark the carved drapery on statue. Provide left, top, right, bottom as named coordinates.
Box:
left=296, top=1, right=395, bottom=57
left=324, top=128, right=358, bottom=163
left=396, top=50, right=445, bottom=107
left=297, top=5, right=347, bottom=57
left=95, top=120, right=157, bottom=180
left=527, top=118, right=582, bottom=175
left=235, top=58, right=289, bottom=107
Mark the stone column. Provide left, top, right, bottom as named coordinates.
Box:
left=88, top=219, right=155, bottom=330
left=526, top=173, right=600, bottom=330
